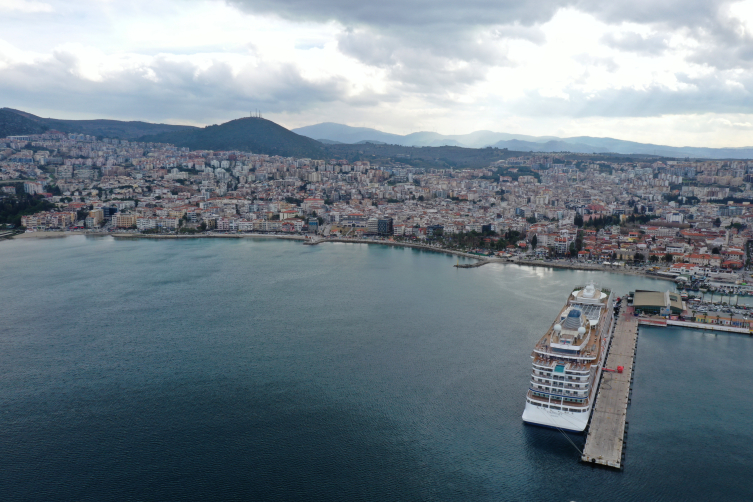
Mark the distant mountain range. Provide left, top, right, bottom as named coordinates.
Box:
left=292, top=122, right=753, bottom=159
left=3, top=108, right=752, bottom=160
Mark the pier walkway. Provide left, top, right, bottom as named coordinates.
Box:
left=636, top=317, right=751, bottom=334
left=581, top=310, right=638, bottom=469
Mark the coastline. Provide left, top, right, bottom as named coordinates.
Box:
left=12, top=231, right=82, bottom=239
left=511, top=258, right=675, bottom=282
left=112, top=232, right=306, bottom=242
left=8, top=231, right=675, bottom=282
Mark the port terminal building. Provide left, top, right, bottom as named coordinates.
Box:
left=630, top=290, right=684, bottom=315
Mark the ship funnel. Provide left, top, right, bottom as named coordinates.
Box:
left=582, top=283, right=596, bottom=298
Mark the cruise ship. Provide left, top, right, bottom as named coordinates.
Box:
left=522, top=283, right=615, bottom=432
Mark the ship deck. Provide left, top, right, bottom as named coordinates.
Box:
left=532, top=287, right=610, bottom=364
left=526, top=392, right=590, bottom=409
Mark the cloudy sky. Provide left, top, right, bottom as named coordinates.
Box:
left=3, top=0, right=753, bottom=146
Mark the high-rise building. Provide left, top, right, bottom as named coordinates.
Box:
left=368, top=217, right=393, bottom=236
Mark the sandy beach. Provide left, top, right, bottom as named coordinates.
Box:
left=12, top=231, right=82, bottom=239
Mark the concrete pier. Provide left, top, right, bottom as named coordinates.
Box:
left=581, top=310, right=638, bottom=469
left=454, top=259, right=502, bottom=268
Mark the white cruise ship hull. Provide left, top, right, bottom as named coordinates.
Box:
left=522, top=401, right=590, bottom=433
left=521, top=283, right=616, bottom=435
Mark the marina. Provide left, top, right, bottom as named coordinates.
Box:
left=581, top=306, right=638, bottom=469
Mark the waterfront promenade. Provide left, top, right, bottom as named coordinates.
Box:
left=581, top=310, right=639, bottom=469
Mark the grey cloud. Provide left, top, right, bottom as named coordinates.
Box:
left=510, top=72, right=753, bottom=118
left=601, top=32, right=668, bottom=55
left=229, top=0, right=753, bottom=73
left=228, top=0, right=558, bottom=94
left=226, top=0, right=570, bottom=28
left=0, top=49, right=374, bottom=122
left=576, top=0, right=724, bottom=28
left=336, top=27, right=508, bottom=93
left=581, top=0, right=753, bottom=69
left=493, top=25, right=547, bottom=45
left=687, top=41, right=753, bottom=70
left=226, top=0, right=734, bottom=42
left=335, top=29, right=395, bottom=68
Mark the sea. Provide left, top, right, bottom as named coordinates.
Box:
left=1, top=236, right=752, bottom=501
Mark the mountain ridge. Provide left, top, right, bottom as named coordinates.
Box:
left=136, top=117, right=326, bottom=158
left=292, top=122, right=753, bottom=159
left=0, top=107, right=197, bottom=139
left=2, top=108, right=752, bottom=160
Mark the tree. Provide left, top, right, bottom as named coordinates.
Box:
left=714, top=217, right=721, bottom=227
left=0, top=193, right=56, bottom=227
left=664, top=253, right=673, bottom=263
left=531, top=234, right=538, bottom=250
left=574, top=213, right=584, bottom=227
left=712, top=247, right=720, bottom=254
left=649, top=254, right=659, bottom=263
left=634, top=252, right=645, bottom=262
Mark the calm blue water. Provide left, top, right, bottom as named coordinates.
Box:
left=1, top=236, right=752, bottom=501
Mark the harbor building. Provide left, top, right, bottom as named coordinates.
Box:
left=631, top=290, right=684, bottom=315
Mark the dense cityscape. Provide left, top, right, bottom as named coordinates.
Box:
left=2, top=128, right=751, bottom=279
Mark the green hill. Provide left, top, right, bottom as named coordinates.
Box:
left=137, top=117, right=326, bottom=158
left=1, top=109, right=326, bottom=158
left=0, top=108, right=49, bottom=138
left=0, top=108, right=197, bottom=139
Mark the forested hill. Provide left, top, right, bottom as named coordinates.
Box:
left=0, top=108, right=49, bottom=138
left=136, top=117, right=327, bottom=158
left=0, top=108, right=197, bottom=140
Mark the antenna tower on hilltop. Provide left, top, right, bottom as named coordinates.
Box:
left=250, top=109, right=262, bottom=119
